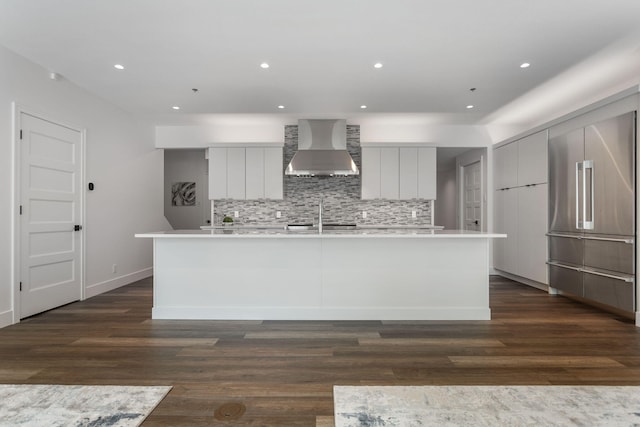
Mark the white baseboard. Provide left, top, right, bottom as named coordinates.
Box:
left=0, top=309, right=15, bottom=329
left=85, top=267, right=153, bottom=299
left=152, top=306, right=491, bottom=321
left=492, top=270, right=549, bottom=292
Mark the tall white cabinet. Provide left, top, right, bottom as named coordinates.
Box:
left=361, top=145, right=437, bottom=200
left=493, top=130, right=548, bottom=285
left=208, top=144, right=283, bottom=200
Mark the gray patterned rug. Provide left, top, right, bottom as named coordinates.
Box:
left=0, top=384, right=171, bottom=427
left=334, top=385, right=640, bottom=426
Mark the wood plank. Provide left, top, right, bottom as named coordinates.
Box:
left=0, top=276, right=638, bottom=426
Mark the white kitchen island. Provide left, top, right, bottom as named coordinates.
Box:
left=135, top=229, right=505, bottom=321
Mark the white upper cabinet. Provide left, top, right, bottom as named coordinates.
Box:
left=226, top=147, right=246, bottom=199
left=209, top=147, right=228, bottom=200
left=208, top=145, right=283, bottom=200
left=361, top=147, right=381, bottom=199
left=417, top=147, right=437, bottom=199
left=399, top=147, right=418, bottom=199
left=362, top=145, right=436, bottom=200
left=494, top=141, right=518, bottom=190
left=494, top=130, right=548, bottom=190
left=380, top=147, right=400, bottom=199
left=517, top=130, right=548, bottom=186
left=245, top=148, right=264, bottom=200
left=263, top=147, right=283, bottom=199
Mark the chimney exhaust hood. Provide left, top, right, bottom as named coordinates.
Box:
left=285, top=119, right=359, bottom=176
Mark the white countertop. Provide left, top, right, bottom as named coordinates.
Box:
left=136, top=229, right=506, bottom=239
left=199, top=224, right=445, bottom=230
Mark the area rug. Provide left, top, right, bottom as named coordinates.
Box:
left=334, top=385, right=640, bottom=426
left=0, top=384, right=171, bottom=427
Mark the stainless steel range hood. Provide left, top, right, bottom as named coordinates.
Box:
left=285, top=119, right=359, bottom=176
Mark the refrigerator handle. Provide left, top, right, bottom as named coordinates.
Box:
left=583, top=160, right=594, bottom=230
left=575, top=161, right=583, bottom=230
left=582, top=268, right=634, bottom=283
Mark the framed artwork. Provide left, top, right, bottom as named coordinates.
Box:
left=171, top=182, right=196, bottom=206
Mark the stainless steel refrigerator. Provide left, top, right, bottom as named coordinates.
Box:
left=548, top=111, right=636, bottom=312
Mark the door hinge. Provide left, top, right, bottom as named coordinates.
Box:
left=19, top=205, right=22, bottom=215
left=19, top=129, right=22, bottom=140
left=19, top=282, right=22, bottom=292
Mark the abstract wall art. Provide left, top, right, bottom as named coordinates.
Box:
left=171, top=182, right=196, bottom=206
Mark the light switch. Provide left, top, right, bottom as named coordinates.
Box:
left=411, top=210, right=417, bottom=218
left=234, top=211, right=239, bottom=218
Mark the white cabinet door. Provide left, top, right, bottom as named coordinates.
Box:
left=517, top=130, right=548, bottom=185
left=399, top=147, right=418, bottom=200
left=494, top=131, right=548, bottom=284
left=417, top=147, right=437, bottom=199
left=362, top=146, right=436, bottom=200
left=209, top=145, right=282, bottom=201
left=361, top=147, right=381, bottom=199
left=226, top=147, right=246, bottom=199
left=208, top=147, right=227, bottom=199
left=494, top=142, right=518, bottom=190
left=380, top=147, right=399, bottom=199
left=517, top=183, right=548, bottom=284
left=493, top=188, right=518, bottom=274
left=245, top=148, right=265, bottom=199
left=264, top=147, right=283, bottom=199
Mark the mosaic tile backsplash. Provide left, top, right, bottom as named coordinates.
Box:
left=213, top=125, right=433, bottom=226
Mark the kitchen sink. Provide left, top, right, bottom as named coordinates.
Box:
left=287, top=224, right=314, bottom=231
left=321, top=224, right=357, bottom=230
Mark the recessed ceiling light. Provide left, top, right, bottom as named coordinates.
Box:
left=520, top=62, right=530, bottom=68
left=466, top=105, right=474, bottom=109
left=360, top=105, right=367, bottom=109
left=277, top=105, right=285, bottom=109
left=260, top=62, right=270, bottom=69
left=373, top=62, right=383, bottom=69
left=114, top=64, right=124, bottom=70
left=172, top=106, right=180, bottom=110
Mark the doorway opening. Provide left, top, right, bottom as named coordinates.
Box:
left=435, top=147, right=486, bottom=231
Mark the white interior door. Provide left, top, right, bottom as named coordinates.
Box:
left=20, top=113, right=82, bottom=318
left=463, top=161, right=482, bottom=231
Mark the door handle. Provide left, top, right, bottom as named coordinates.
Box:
left=474, top=220, right=479, bottom=225
left=576, top=161, right=582, bottom=230
left=582, top=268, right=634, bottom=283
left=583, top=160, right=594, bottom=230
left=547, top=261, right=635, bottom=283
left=546, top=232, right=581, bottom=240
left=580, top=235, right=634, bottom=244
left=74, top=225, right=83, bottom=231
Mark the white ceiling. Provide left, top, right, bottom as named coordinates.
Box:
left=1, top=0, right=640, bottom=127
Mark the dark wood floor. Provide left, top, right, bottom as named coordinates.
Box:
left=1, top=276, right=639, bottom=426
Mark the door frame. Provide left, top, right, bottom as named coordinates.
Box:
left=11, top=103, right=87, bottom=323
left=457, top=149, right=486, bottom=231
